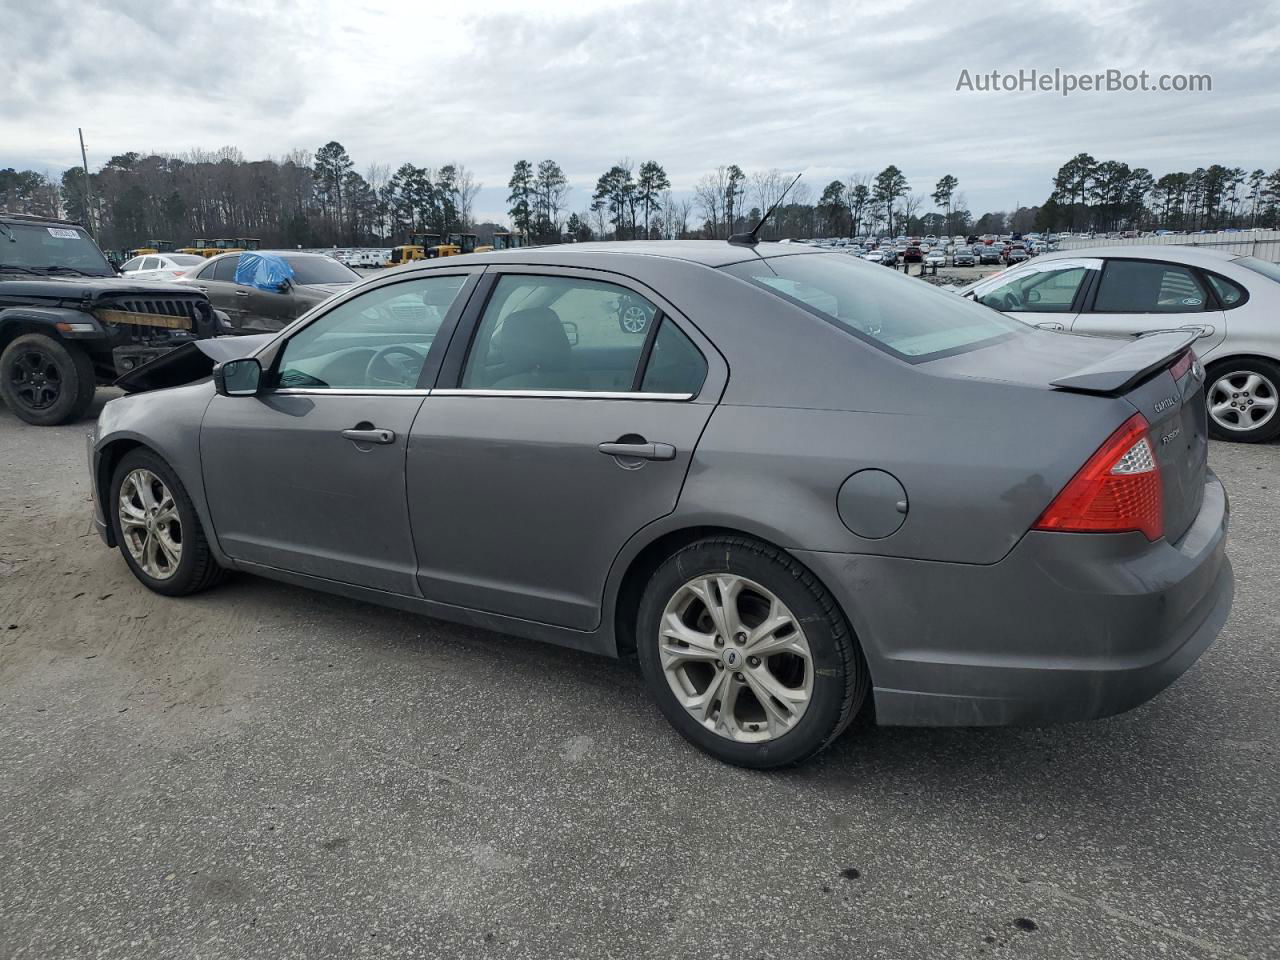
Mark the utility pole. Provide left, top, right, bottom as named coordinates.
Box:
left=78, top=128, right=96, bottom=238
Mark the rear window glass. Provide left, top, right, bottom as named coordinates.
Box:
left=724, top=254, right=1024, bottom=361
left=1234, top=257, right=1280, bottom=285
left=283, top=256, right=359, bottom=285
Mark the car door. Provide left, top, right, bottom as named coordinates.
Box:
left=1069, top=258, right=1227, bottom=356
left=241, top=280, right=297, bottom=333
left=200, top=270, right=481, bottom=593
left=192, top=255, right=245, bottom=328
left=970, top=258, right=1100, bottom=330
left=406, top=267, right=725, bottom=631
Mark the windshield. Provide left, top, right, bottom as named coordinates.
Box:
left=1234, top=256, right=1280, bottom=285
left=724, top=253, right=1025, bottom=361
left=0, top=222, right=114, bottom=276
left=283, top=256, right=360, bottom=285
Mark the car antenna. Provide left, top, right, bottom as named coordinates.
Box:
left=728, top=172, right=803, bottom=247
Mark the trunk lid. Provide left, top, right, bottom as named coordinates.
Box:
left=929, top=329, right=1208, bottom=544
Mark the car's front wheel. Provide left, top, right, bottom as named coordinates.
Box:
left=110, top=449, right=225, bottom=596
left=1206, top=359, right=1280, bottom=443
left=636, top=536, right=868, bottom=769
left=0, top=333, right=97, bottom=426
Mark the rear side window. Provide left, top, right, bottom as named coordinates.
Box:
left=461, top=274, right=659, bottom=392
left=1204, top=272, right=1247, bottom=308
left=642, top=319, right=707, bottom=395
left=724, top=254, right=1024, bottom=361
left=1093, top=260, right=1207, bottom=313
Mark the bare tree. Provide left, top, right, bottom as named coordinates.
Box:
left=451, top=163, right=482, bottom=229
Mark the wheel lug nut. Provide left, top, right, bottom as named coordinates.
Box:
left=734, top=633, right=746, bottom=645
left=714, top=636, right=724, bottom=647
left=735, top=672, right=744, bottom=682
left=748, top=656, right=760, bottom=667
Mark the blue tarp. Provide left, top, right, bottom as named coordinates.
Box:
left=234, top=252, right=294, bottom=292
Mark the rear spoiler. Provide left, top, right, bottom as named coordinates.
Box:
left=1050, top=330, right=1198, bottom=396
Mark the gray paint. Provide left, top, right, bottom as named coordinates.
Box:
left=89, top=241, right=1233, bottom=727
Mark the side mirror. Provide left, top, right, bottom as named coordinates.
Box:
left=213, top=358, right=262, bottom=397
left=277, top=277, right=292, bottom=293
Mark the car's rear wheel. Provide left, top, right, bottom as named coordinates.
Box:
left=0, top=333, right=96, bottom=426
left=636, top=536, right=868, bottom=769
left=110, top=449, right=225, bottom=596
left=1206, top=359, right=1280, bottom=443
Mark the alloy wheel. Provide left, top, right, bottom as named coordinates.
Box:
left=7, top=348, right=62, bottom=411
left=658, top=574, right=813, bottom=743
left=1208, top=370, right=1278, bottom=434
left=118, top=469, right=183, bottom=580
left=620, top=304, right=650, bottom=334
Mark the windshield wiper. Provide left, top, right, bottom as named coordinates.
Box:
left=0, top=264, right=43, bottom=277
left=41, top=264, right=96, bottom=277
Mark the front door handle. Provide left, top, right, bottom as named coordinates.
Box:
left=342, top=427, right=395, bottom=444
left=598, top=441, right=676, bottom=461
left=1178, top=324, right=1216, bottom=338
left=235, top=290, right=249, bottom=297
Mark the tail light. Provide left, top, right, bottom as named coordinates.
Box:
left=1169, top=349, right=1194, bottom=382
left=1034, top=413, right=1163, bottom=540
left=171, top=271, right=186, bottom=278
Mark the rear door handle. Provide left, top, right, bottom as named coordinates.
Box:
left=1178, top=324, right=1215, bottom=338
left=235, top=290, right=249, bottom=297
left=598, top=441, right=676, bottom=461
left=342, top=428, right=396, bottom=444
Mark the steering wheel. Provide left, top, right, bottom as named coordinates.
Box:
left=365, top=344, right=427, bottom=387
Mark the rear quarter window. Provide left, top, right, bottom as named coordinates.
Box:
left=724, top=253, right=1025, bottom=361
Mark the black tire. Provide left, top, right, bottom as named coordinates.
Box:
left=0, top=332, right=97, bottom=426
left=109, top=448, right=225, bottom=596
left=636, top=536, right=869, bottom=769
left=1205, top=358, right=1280, bottom=443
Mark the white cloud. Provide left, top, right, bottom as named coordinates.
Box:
left=2, top=0, right=1275, bottom=219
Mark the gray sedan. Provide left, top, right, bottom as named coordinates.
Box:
left=89, top=242, right=1232, bottom=768
left=178, top=251, right=359, bottom=334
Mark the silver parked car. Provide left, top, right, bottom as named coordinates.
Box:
left=118, top=253, right=207, bottom=281
left=964, top=246, right=1280, bottom=442
left=89, top=241, right=1232, bottom=768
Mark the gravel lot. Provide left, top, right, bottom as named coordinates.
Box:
left=1, top=392, right=1276, bottom=960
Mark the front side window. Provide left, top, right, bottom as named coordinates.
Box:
left=461, top=275, right=659, bottom=392
left=725, top=253, right=1024, bottom=361
left=977, top=265, right=1090, bottom=313
left=1093, top=260, right=1208, bottom=313
left=141, top=257, right=161, bottom=271
left=275, top=275, right=468, bottom=390
left=121, top=257, right=143, bottom=272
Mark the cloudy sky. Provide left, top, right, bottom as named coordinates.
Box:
left=3, top=0, right=1276, bottom=223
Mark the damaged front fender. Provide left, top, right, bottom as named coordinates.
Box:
left=114, top=333, right=273, bottom=393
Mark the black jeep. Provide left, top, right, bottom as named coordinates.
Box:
left=0, top=212, right=220, bottom=425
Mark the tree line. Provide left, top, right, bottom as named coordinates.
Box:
left=2, top=147, right=1278, bottom=251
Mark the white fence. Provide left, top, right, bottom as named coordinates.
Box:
left=1056, top=229, right=1280, bottom=263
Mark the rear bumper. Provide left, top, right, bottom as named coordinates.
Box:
left=794, top=469, right=1232, bottom=727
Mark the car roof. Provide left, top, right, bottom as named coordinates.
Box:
left=0, top=210, right=85, bottom=228
left=1035, top=245, right=1240, bottom=266
left=409, top=240, right=824, bottom=270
